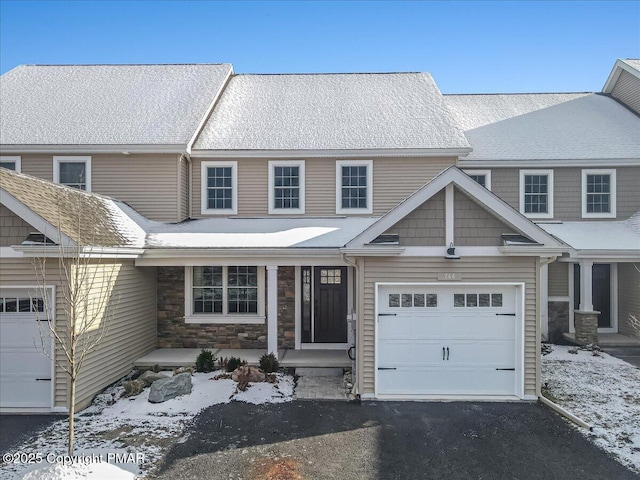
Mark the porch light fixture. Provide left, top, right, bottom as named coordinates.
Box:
left=445, top=243, right=460, bottom=260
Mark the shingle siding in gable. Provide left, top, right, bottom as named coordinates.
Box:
left=384, top=189, right=445, bottom=246
left=454, top=188, right=516, bottom=246
left=611, top=70, right=640, bottom=114
left=0, top=205, right=35, bottom=246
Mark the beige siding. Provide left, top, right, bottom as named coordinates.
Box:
left=18, top=153, right=182, bottom=222
left=0, top=257, right=156, bottom=410
left=618, top=263, right=640, bottom=339
left=611, top=70, right=640, bottom=114
left=454, top=188, right=516, bottom=246
left=0, top=205, right=35, bottom=246
left=491, top=167, right=640, bottom=221
left=359, top=256, right=538, bottom=397
left=548, top=261, right=569, bottom=297
left=179, top=156, right=189, bottom=221
left=192, top=157, right=456, bottom=218
left=384, top=190, right=445, bottom=246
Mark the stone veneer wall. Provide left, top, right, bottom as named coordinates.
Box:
left=157, top=266, right=296, bottom=349
left=548, top=301, right=570, bottom=343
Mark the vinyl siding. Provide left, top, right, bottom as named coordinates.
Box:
left=611, top=70, right=640, bottom=114
left=618, top=263, right=640, bottom=339
left=0, top=205, right=34, bottom=246
left=548, top=261, right=569, bottom=297
left=491, top=167, right=640, bottom=221
left=0, top=256, right=156, bottom=410
left=454, top=188, right=516, bottom=246
left=192, top=157, right=456, bottom=217
left=18, top=153, right=182, bottom=222
left=358, top=256, right=539, bottom=397
left=384, top=190, right=445, bottom=246
left=179, top=156, right=189, bottom=221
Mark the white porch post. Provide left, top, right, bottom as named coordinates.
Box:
left=267, top=265, right=278, bottom=359
left=579, top=260, right=594, bottom=312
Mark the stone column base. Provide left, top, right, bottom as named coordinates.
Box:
left=574, top=310, right=600, bottom=345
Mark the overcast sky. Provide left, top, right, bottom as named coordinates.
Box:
left=1, top=0, right=638, bottom=93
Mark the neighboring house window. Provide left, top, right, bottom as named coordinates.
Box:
left=463, top=169, right=491, bottom=190
left=519, top=170, right=553, bottom=219
left=53, top=156, right=91, bottom=191
left=268, top=161, right=305, bottom=214
left=336, top=160, right=373, bottom=214
left=582, top=169, right=616, bottom=218
left=186, top=266, right=265, bottom=323
left=201, top=161, right=237, bottom=215
left=0, top=156, right=21, bottom=172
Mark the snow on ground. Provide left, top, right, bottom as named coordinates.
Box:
left=542, top=345, right=640, bottom=472
left=1, top=372, right=293, bottom=479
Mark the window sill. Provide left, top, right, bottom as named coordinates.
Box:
left=582, top=212, right=616, bottom=219
left=185, top=315, right=265, bottom=325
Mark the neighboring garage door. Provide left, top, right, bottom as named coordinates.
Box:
left=0, top=288, right=53, bottom=409
left=377, top=284, right=520, bottom=397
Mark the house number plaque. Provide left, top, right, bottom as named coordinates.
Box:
left=437, top=273, right=462, bottom=281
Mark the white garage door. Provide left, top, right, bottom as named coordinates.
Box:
left=0, top=288, right=53, bottom=409
left=377, top=284, right=519, bottom=397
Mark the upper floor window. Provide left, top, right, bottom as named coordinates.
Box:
left=53, top=156, right=91, bottom=191
left=519, top=169, right=553, bottom=219
left=336, top=160, right=373, bottom=214
left=186, top=265, right=265, bottom=323
left=0, top=156, right=21, bottom=172
left=201, top=161, right=237, bottom=215
left=268, top=161, right=305, bottom=214
left=463, top=169, right=491, bottom=190
left=582, top=169, right=616, bottom=218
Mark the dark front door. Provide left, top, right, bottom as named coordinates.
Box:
left=574, top=264, right=612, bottom=328
left=314, top=267, right=348, bottom=343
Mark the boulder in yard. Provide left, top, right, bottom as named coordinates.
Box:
left=123, top=379, right=146, bottom=397
left=148, top=373, right=192, bottom=403
left=232, top=365, right=265, bottom=383
left=138, top=370, right=168, bottom=387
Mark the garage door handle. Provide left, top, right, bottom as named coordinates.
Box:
left=443, top=347, right=445, bottom=360
left=377, top=367, right=397, bottom=371
left=495, top=368, right=515, bottom=371
left=378, top=313, right=397, bottom=316
left=446, top=347, right=449, bottom=360
left=36, top=378, right=51, bottom=381
left=495, top=313, right=516, bottom=316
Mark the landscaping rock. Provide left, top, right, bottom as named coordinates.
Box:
left=232, top=365, right=265, bottom=383
left=123, top=379, right=146, bottom=397
left=173, top=366, right=194, bottom=375
left=138, top=370, right=168, bottom=387
left=148, top=373, right=192, bottom=403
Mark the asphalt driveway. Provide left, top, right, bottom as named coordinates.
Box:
left=155, top=400, right=638, bottom=480
left=0, top=414, right=60, bottom=457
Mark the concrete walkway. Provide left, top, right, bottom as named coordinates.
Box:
left=294, top=367, right=348, bottom=400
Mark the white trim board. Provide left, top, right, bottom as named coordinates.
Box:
left=53, top=156, right=92, bottom=192
left=268, top=160, right=306, bottom=215
left=0, top=156, right=21, bottom=172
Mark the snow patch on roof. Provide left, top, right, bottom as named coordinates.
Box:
left=541, top=219, right=640, bottom=252
left=194, top=73, right=470, bottom=151
left=621, top=59, right=640, bottom=72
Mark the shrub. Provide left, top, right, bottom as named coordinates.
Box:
left=259, top=352, right=279, bottom=373
left=226, top=356, right=244, bottom=372
left=195, top=349, right=217, bottom=373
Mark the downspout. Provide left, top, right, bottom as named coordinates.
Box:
left=342, top=253, right=359, bottom=398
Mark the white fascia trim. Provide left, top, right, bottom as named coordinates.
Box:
left=458, top=158, right=640, bottom=168
left=268, top=160, right=305, bottom=215
left=336, top=160, right=373, bottom=215
left=347, top=166, right=564, bottom=249
left=0, top=155, right=21, bottom=172
left=602, top=59, right=640, bottom=93
left=136, top=252, right=347, bottom=267
left=1, top=145, right=187, bottom=154
left=0, top=246, right=23, bottom=257
left=498, top=246, right=570, bottom=256
left=187, top=67, right=234, bottom=155
left=565, top=251, right=640, bottom=261
left=581, top=169, right=616, bottom=219
left=0, top=190, right=75, bottom=247
left=53, top=156, right=92, bottom=192
left=519, top=169, right=554, bottom=220
left=339, top=247, right=405, bottom=256
left=190, top=148, right=472, bottom=159
left=200, top=160, right=238, bottom=215
left=462, top=169, right=491, bottom=190
left=14, top=245, right=144, bottom=258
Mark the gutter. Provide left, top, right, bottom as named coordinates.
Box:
left=539, top=395, right=593, bottom=431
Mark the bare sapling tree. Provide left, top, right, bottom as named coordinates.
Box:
left=628, top=262, right=640, bottom=337
left=32, top=193, right=120, bottom=456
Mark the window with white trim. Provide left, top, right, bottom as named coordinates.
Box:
left=582, top=169, right=616, bottom=218
left=201, top=161, right=237, bottom=215
left=53, top=156, right=91, bottom=191
left=0, top=156, right=21, bottom=172
left=463, top=169, right=491, bottom=190
left=186, top=266, right=265, bottom=323
left=268, top=161, right=305, bottom=214
left=336, top=160, right=373, bottom=214
left=519, top=170, right=553, bottom=219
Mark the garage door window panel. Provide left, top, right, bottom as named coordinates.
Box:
left=388, top=292, right=438, bottom=308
